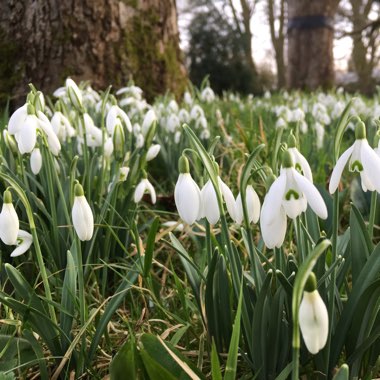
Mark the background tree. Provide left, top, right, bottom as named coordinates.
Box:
left=287, top=0, right=341, bottom=90
left=187, top=1, right=261, bottom=94
left=267, top=0, right=287, bottom=88
left=0, top=0, right=187, bottom=104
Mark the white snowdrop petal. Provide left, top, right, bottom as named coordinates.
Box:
left=246, top=186, right=261, bottom=223
left=361, top=140, right=380, bottom=193
left=260, top=206, right=287, bottom=248
left=18, top=116, right=37, bottom=154
left=174, top=174, right=201, bottom=224
left=8, top=105, right=28, bottom=135
left=30, top=148, right=42, bottom=175
left=260, top=173, right=287, bottom=225
left=72, top=196, right=94, bottom=241
left=329, top=145, right=354, bottom=194
left=201, top=180, right=219, bottom=224
left=290, top=148, right=313, bottom=182
left=146, top=144, right=161, bottom=161
left=134, top=180, right=147, bottom=203
left=146, top=179, right=156, bottom=204
left=219, top=177, right=236, bottom=221
left=0, top=203, right=19, bottom=245
left=11, top=230, right=33, bottom=257
left=293, top=170, right=328, bottom=219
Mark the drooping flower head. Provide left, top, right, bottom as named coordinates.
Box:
left=174, top=155, right=201, bottom=225
left=0, top=190, right=19, bottom=246
left=329, top=121, right=380, bottom=194
left=134, top=172, right=156, bottom=204
left=299, top=272, right=329, bottom=354
left=260, top=151, right=327, bottom=248
left=72, top=183, right=94, bottom=241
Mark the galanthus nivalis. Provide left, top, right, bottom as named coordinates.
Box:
left=72, top=183, right=94, bottom=241
left=234, top=185, right=261, bottom=225
left=0, top=190, right=19, bottom=245
left=30, top=148, right=42, bottom=175
left=329, top=121, right=380, bottom=193
left=287, top=132, right=313, bottom=182
left=106, top=104, right=132, bottom=135
left=299, top=272, right=329, bottom=354
left=11, top=230, right=33, bottom=257
left=260, top=151, right=328, bottom=248
left=134, top=174, right=156, bottom=204
left=174, top=156, right=201, bottom=225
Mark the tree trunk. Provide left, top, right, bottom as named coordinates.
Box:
left=350, top=0, right=375, bottom=94
left=0, top=0, right=187, bottom=104
left=287, top=0, right=338, bottom=90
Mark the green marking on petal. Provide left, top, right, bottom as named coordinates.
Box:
left=285, top=189, right=299, bottom=200
left=350, top=160, right=363, bottom=172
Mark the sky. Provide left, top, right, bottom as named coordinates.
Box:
left=177, top=0, right=353, bottom=72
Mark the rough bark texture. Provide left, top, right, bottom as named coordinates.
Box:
left=0, top=0, right=187, bottom=104
left=287, top=0, right=339, bottom=90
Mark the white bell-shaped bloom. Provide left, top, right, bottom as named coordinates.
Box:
left=80, top=113, right=102, bottom=147
left=199, top=177, right=235, bottom=224
left=134, top=178, right=156, bottom=204
left=299, top=274, right=329, bottom=355
left=0, top=190, right=19, bottom=245
left=141, top=110, right=157, bottom=137
left=8, top=104, right=28, bottom=135
left=329, top=122, right=380, bottom=193
left=66, top=78, right=83, bottom=110
left=146, top=144, right=161, bottom=161
left=106, top=105, right=132, bottom=135
left=200, top=87, right=215, bottom=103
left=260, top=151, right=327, bottom=249
left=104, top=138, right=114, bottom=158
left=37, top=111, right=61, bottom=156
left=30, top=148, right=42, bottom=175
left=175, top=157, right=201, bottom=225
left=11, top=230, right=33, bottom=257
left=51, top=111, right=75, bottom=142
left=234, top=185, right=261, bottom=225
left=15, top=115, right=38, bottom=154
left=72, top=184, right=94, bottom=241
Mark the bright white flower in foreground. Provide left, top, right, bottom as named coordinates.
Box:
left=134, top=177, right=156, bottom=204
left=234, top=185, right=260, bottom=225
left=260, top=151, right=327, bottom=248
left=0, top=190, right=19, bottom=245
left=11, top=230, right=33, bottom=257
left=287, top=133, right=313, bottom=182
left=30, top=148, right=42, bottom=175
left=329, top=121, right=380, bottom=193
left=200, top=87, right=215, bottom=103
left=199, top=176, right=236, bottom=225
left=174, top=156, right=201, bottom=225
left=299, top=273, right=329, bottom=354
left=106, top=105, right=132, bottom=135
left=37, top=111, right=61, bottom=156
left=51, top=111, right=76, bottom=142
left=146, top=144, right=161, bottom=161
left=72, top=184, right=94, bottom=241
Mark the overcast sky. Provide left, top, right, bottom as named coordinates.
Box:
left=177, top=0, right=353, bottom=72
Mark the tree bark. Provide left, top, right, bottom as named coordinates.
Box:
left=268, top=0, right=286, bottom=88
left=0, top=0, right=187, bottom=104
left=287, top=0, right=339, bottom=90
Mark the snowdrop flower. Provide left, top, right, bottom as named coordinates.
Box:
left=314, top=122, right=325, bottom=149
left=234, top=185, right=260, bottom=225
left=260, top=151, right=327, bottom=248
left=104, top=138, right=114, bottom=158
left=142, top=109, right=157, bottom=137
left=329, top=121, right=380, bottom=194
left=66, top=78, right=83, bottom=110
left=178, top=109, right=190, bottom=124
left=80, top=113, right=102, bottom=147
left=30, top=148, right=42, bottom=175
left=146, top=144, right=161, bottom=161
left=136, top=133, right=144, bottom=148
left=119, top=166, right=130, bottom=182
left=200, top=129, right=210, bottom=140
left=167, top=114, right=180, bottom=132
left=199, top=175, right=236, bottom=225
left=0, top=190, right=19, bottom=245
left=51, top=111, right=75, bottom=142
left=174, top=156, right=201, bottom=225
left=174, top=131, right=181, bottom=144
left=299, top=272, right=329, bottom=354
left=287, top=132, right=313, bottom=182
left=37, top=111, right=61, bottom=155
left=106, top=105, right=132, bottom=135
left=184, top=91, right=193, bottom=105
left=11, top=230, right=33, bottom=258
left=190, top=105, right=204, bottom=120
left=276, top=118, right=287, bottom=129
left=200, top=87, right=215, bottom=103
left=134, top=175, right=156, bottom=204
left=168, top=99, right=179, bottom=113
left=72, top=183, right=94, bottom=241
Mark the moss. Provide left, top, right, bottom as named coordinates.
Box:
left=114, top=7, right=187, bottom=101
left=0, top=27, right=24, bottom=106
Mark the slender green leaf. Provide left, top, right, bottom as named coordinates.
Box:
left=143, top=217, right=160, bottom=277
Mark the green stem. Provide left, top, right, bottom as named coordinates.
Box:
left=325, top=191, right=339, bottom=376
left=368, top=191, right=377, bottom=241
left=292, top=345, right=300, bottom=380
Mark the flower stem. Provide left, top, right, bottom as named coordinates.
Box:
left=368, top=191, right=377, bottom=241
